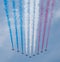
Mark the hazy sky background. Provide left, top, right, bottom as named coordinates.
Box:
left=0, top=0, right=60, bottom=62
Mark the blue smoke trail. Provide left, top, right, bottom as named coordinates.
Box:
left=19, top=0, right=24, bottom=54
left=4, top=0, right=14, bottom=50
left=12, top=0, right=19, bottom=51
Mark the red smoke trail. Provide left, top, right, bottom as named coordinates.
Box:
left=45, top=0, right=55, bottom=50
left=38, top=0, right=44, bottom=54
left=41, top=0, right=50, bottom=52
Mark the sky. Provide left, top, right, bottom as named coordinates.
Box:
left=0, top=0, right=60, bottom=62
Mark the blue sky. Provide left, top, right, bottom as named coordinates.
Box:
left=0, top=0, right=60, bottom=62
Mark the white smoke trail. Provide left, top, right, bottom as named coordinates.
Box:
left=32, top=0, right=35, bottom=55
left=29, top=0, right=34, bottom=57
left=33, top=0, right=40, bottom=54
left=24, top=0, right=29, bottom=55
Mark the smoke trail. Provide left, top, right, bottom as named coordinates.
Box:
left=4, top=0, right=14, bottom=50
left=33, top=0, right=36, bottom=55
left=28, top=0, right=31, bottom=57
left=24, top=0, right=30, bottom=55
left=25, top=18, right=28, bottom=55
left=19, top=0, right=24, bottom=54
left=29, top=0, right=34, bottom=57
left=37, top=0, right=44, bottom=54
left=41, top=0, right=50, bottom=52
left=27, top=0, right=30, bottom=57
left=45, top=0, right=55, bottom=51
left=12, top=0, right=19, bottom=51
